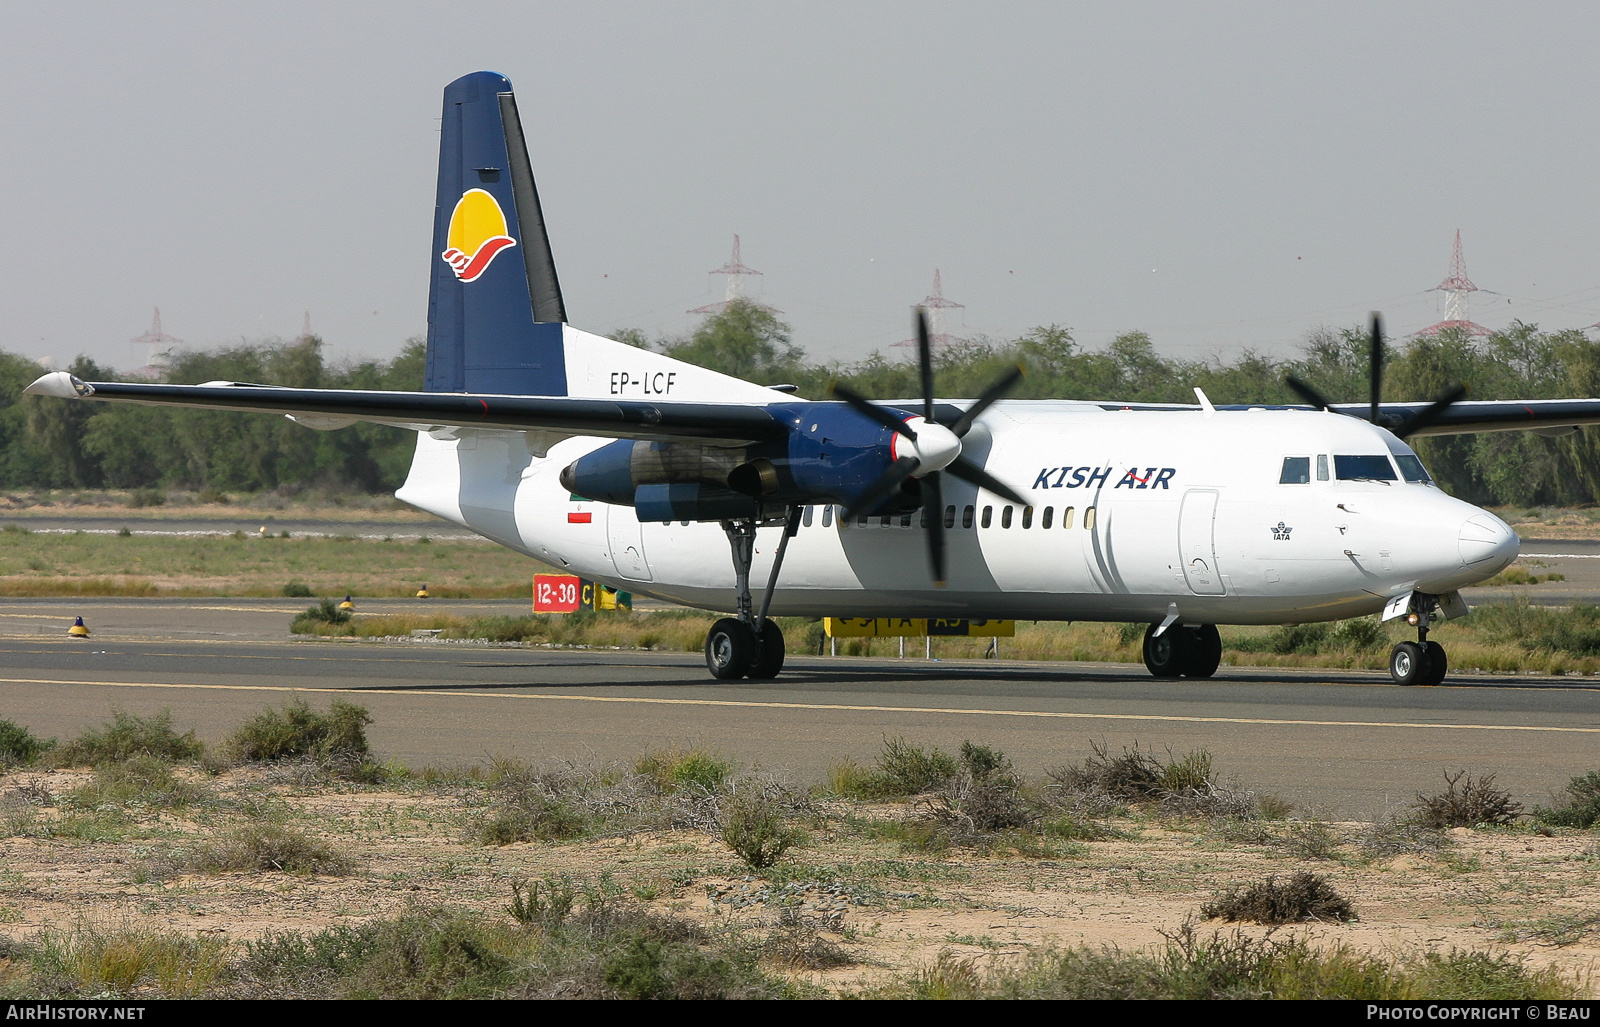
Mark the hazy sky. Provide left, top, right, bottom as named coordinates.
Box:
left=4, top=1, right=1599, bottom=376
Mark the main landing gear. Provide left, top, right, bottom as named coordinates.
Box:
left=704, top=510, right=798, bottom=681
left=1390, top=597, right=1447, bottom=686
left=1142, top=623, right=1222, bottom=679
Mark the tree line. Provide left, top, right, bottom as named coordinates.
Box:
left=4, top=299, right=1600, bottom=507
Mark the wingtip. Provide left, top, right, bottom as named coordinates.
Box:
left=24, top=371, right=93, bottom=399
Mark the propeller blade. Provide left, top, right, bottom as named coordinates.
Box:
left=1395, top=384, right=1469, bottom=440
left=950, top=365, right=1024, bottom=437
left=923, top=471, right=947, bottom=587
left=842, top=456, right=920, bottom=519
left=830, top=381, right=917, bottom=440
left=1369, top=312, right=1384, bottom=424
left=944, top=454, right=1029, bottom=506
left=916, top=307, right=936, bottom=422
left=1285, top=375, right=1333, bottom=412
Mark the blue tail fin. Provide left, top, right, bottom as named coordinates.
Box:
left=424, top=71, right=568, bottom=396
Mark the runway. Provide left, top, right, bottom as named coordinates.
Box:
left=2, top=597, right=1598, bottom=818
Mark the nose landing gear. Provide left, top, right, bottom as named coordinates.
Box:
left=1390, top=598, right=1447, bottom=686
left=704, top=510, right=796, bottom=680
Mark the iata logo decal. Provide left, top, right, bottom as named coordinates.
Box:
left=441, top=188, right=517, bottom=283
left=1272, top=521, right=1293, bottom=540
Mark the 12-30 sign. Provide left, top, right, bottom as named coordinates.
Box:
left=534, top=574, right=581, bottom=612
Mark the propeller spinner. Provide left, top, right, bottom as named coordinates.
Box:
left=829, top=308, right=1026, bottom=586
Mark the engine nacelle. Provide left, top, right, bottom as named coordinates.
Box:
left=558, top=402, right=929, bottom=517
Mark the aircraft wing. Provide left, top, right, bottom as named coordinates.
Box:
left=23, top=373, right=784, bottom=446
left=1197, top=397, right=1600, bottom=437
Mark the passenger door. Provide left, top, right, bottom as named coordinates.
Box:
left=1179, top=489, right=1225, bottom=595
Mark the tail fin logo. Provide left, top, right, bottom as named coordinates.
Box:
left=441, top=189, right=517, bottom=283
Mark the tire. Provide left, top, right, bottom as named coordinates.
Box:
left=1183, top=624, right=1223, bottom=678
left=1420, top=641, right=1448, bottom=687
left=705, top=618, right=755, bottom=680
left=1143, top=623, right=1190, bottom=678
left=747, top=619, right=786, bottom=680
left=1389, top=641, right=1429, bottom=686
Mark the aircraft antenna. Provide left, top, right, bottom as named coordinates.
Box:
left=1417, top=230, right=1491, bottom=337
left=129, top=307, right=182, bottom=379
left=689, top=235, right=780, bottom=315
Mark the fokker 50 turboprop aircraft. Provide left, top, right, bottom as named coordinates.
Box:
left=27, top=72, right=1600, bottom=685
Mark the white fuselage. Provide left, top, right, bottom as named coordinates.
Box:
left=395, top=402, right=1518, bottom=626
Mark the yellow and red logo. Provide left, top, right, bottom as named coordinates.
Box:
left=440, top=189, right=517, bottom=283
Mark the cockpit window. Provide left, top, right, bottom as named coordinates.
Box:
left=1395, top=454, right=1432, bottom=483
left=1279, top=457, right=1311, bottom=484
left=1334, top=454, right=1397, bottom=481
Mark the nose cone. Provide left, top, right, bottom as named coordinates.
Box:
left=1459, top=513, right=1518, bottom=574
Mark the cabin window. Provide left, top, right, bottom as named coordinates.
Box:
left=1279, top=456, right=1311, bottom=484
left=1084, top=507, right=1097, bottom=530
left=822, top=505, right=833, bottom=527
left=802, top=506, right=814, bottom=527
left=1395, top=454, right=1432, bottom=483
left=1001, top=506, right=1013, bottom=529
left=857, top=513, right=869, bottom=527
left=944, top=505, right=956, bottom=528
left=1316, top=454, right=1329, bottom=481
left=1061, top=506, right=1075, bottom=529
left=900, top=513, right=913, bottom=527
left=920, top=507, right=930, bottom=528
left=1022, top=506, right=1034, bottom=529
left=981, top=506, right=993, bottom=528
left=1335, top=455, right=1398, bottom=481
left=962, top=505, right=975, bottom=529
left=879, top=515, right=891, bottom=527
left=1041, top=506, right=1054, bottom=529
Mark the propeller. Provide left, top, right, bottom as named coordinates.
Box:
left=829, top=308, right=1026, bottom=586
left=1283, top=312, right=1466, bottom=440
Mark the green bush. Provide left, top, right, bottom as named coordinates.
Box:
left=223, top=699, right=371, bottom=762
left=281, top=580, right=313, bottom=598
left=53, top=709, right=204, bottom=766
left=0, top=719, right=54, bottom=766
left=718, top=792, right=805, bottom=868
left=290, top=598, right=349, bottom=631
left=634, top=748, right=733, bottom=794
left=871, top=736, right=957, bottom=797
left=1534, top=770, right=1600, bottom=829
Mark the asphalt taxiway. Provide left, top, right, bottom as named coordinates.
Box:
left=1, top=596, right=1597, bottom=817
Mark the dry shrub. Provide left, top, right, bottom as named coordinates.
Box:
left=762, top=906, right=854, bottom=970
left=1358, top=816, right=1452, bottom=859
left=1201, top=872, right=1356, bottom=925
left=1410, top=770, right=1522, bottom=829
left=185, top=823, right=354, bottom=875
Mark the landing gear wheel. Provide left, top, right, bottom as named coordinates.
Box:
left=1420, top=640, right=1447, bottom=687
left=1183, top=624, right=1223, bottom=678
left=1389, top=641, right=1429, bottom=686
left=1143, top=624, right=1191, bottom=678
left=705, top=618, right=755, bottom=680
left=747, top=619, right=785, bottom=680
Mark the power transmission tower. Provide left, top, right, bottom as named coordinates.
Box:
left=1417, top=230, right=1491, bottom=337
left=894, top=269, right=968, bottom=349
left=129, top=307, right=182, bottom=378
left=689, top=235, right=779, bottom=315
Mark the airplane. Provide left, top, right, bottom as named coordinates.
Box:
left=26, top=71, right=1600, bottom=687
